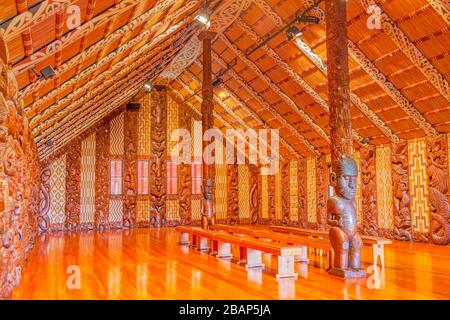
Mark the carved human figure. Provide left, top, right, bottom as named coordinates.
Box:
left=201, top=179, right=216, bottom=230
left=328, top=156, right=365, bottom=277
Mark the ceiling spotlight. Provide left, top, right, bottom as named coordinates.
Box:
left=286, top=26, right=302, bottom=41
left=195, top=9, right=211, bottom=28
left=298, top=15, right=320, bottom=24
left=212, top=77, right=223, bottom=89
left=143, top=82, right=152, bottom=93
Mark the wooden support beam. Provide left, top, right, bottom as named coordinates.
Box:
left=325, top=0, right=353, bottom=161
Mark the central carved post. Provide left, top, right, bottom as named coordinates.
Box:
left=199, top=30, right=217, bottom=229
left=326, top=0, right=365, bottom=278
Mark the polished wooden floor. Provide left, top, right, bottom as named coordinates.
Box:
left=12, top=228, right=450, bottom=300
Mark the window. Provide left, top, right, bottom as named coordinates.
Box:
left=167, top=161, right=178, bottom=195
left=110, top=160, right=123, bottom=195
left=192, top=160, right=202, bottom=194
left=137, top=160, right=149, bottom=195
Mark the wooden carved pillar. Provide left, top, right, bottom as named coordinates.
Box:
left=249, top=164, right=260, bottom=224
left=426, top=136, right=450, bottom=245
left=178, top=96, right=192, bottom=225
left=316, top=155, right=329, bottom=230
left=281, top=160, right=290, bottom=225
left=361, top=146, right=378, bottom=236
left=227, top=163, right=239, bottom=225
left=391, top=141, right=413, bottom=241
left=199, top=31, right=216, bottom=194
left=298, top=159, right=308, bottom=227
left=38, top=165, right=51, bottom=235
left=95, top=123, right=110, bottom=229
left=150, top=86, right=168, bottom=227
left=65, top=145, right=81, bottom=231
left=326, top=0, right=353, bottom=162
left=124, top=109, right=138, bottom=228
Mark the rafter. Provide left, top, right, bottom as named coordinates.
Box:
left=30, top=10, right=196, bottom=132
left=184, top=68, right=299, bottom=159
left=18, top=0, right=190, bottom=102
left=211, top=50, right=320, bottom=156
left=259, top=0, right=440, bottom=137
left=176, top=78, right=279, bottom=163
left=191, top=60, right=302, bottom=158
left=36, top=26, right=191, bottom=148
left=236, top=17, right=399, bottom=143
left=358, top=0, right=449, bottom=101
left=427, top=0, right=450, bottom=25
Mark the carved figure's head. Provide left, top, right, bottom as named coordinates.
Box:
left=202, top=179, right=214, bottom=200
left=330, top=156, right=358, bottom=200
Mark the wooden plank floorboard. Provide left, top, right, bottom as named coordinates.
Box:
left=12, top=228, right=450, bottom=300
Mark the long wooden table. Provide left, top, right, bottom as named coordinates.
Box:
left=269, top=225, right=392, bottom=268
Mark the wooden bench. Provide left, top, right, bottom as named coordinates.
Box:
left=212, top=232, right=304, bottom=279
left=269, top=225, right=392, bottom=268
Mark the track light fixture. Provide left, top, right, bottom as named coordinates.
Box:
left=143, top=82, right=153, bottom=93
left=297, top=15, right=320, bottom=24
left=195, top=8, right=211, bottom=28
left=286, top=26, right=303, bottom=41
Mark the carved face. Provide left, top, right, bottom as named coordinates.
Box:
left=332, top=157, right=358, bottom=201
left=203, top=180, right=213, bottom=200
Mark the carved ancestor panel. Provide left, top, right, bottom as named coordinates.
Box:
left=268, top=173, right=276, bottom=224
left=39, top=165, right=51, bottom=234
left=227, top=164, right=239, bottom=224
left=249, top=164, right=260, bottom=224
left=391, top=141, right=413, bottom=241
left=95, top=124, right=110, bottom=230
left=177, top=97, right=192, bottom=225
left=238, top=165, right=250, bottom=223
left=65, top=144, right=81, bottom=231
left=316, top=155, right=328, bottom=230
left=216, top=162, right=227, bottom=224
left=306, top=157, right=317, bottom=225
left=150, top=87, right=167, bottom=227
left=281, top=160, right=290, bottom=225
left=408, top=138, right=430, bottom=242
left=298, top=159, right=308, bottom=227
left=361, top=146, right=379, bottom=236
left=426, top=136, right=450, bottom=245
left=80, top=134, right=96, bottom=229
left=0, top=58, right=41, bottom=299
left=289, top=161, right=298, bottom=223
left=123, top=109, right=138, bottom=228
left=275, top=169, right=282, bottom=222
left=261, top=173, right=268, bottom=222
left=375, top=146, right=394, bottom=236
left=49, top=155, right=66, bottom=229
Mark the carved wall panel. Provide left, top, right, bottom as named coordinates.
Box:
left=150, top=87, right=167, bottom=227
left=375, top=146, right=394, bottom=237
left=391, top=141, right=413, bottom=241
left=65, top=144, right=81, bottom=231
left=109, top=199, right=123, bottom=227
left=80, top=134, right=96, bottom=230
left=260, top=172, right=268, bottom=223
left=281, top=160, right=290, bottom=225
left=137, top=199, right=151, bottom=228
left=238, top=164, right=250, bottom=223
left=274, top=169, right=282, bottom=223
left=249, top=164, right=260, bottom=224
left=298, top=159, right=308, bottom=227
left=306, top=157, right=317, bottom=226
left=39, top=165, right=51, bottom=234
left=426, top=136, right=450, bottom=245
left=289, top=161, right=299, bottom=224
left=123, top=109, right=138, bottom=228
left=408, top=138, right=430, bottom=242
left=49, top=155, right=66, bottom=230
left=316, top=155, right=328, bottom=230
left=268, top=173, right=276, bottom=225
left=0, top=57, right=41, bottom=299
left=110, top=113, right=124, bottom=156
left=361, top=146, right=379, bottom=236
left=227, top=164, right=239, bottom=225
left=95, top=124, right=110, bottom=230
